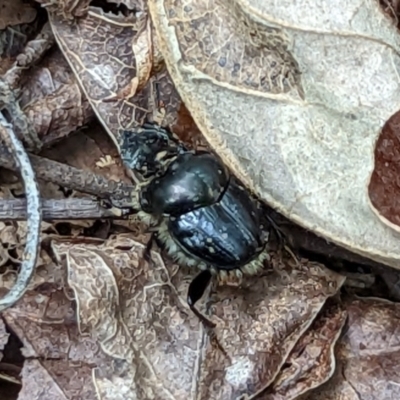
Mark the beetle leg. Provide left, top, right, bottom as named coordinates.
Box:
left=187, top=270, right=216, bottom=328
left=264, top=214, right=300, bottom=265
left=99, top=197, right=139, bottom=217
left=141, top=232, right=157, bottom=269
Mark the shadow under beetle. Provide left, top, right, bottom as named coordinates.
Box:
left=118, top=123, right=269, bottom=327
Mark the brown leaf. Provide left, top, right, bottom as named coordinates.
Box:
left=368, top=111, right=400, bottom=230
left=260, top=300, right=347, bottom=400
left=0, top=219, right=59, bottom=280
left=49, top=8, right=150, bottom=144
left=170, top=102, right=207, bottom=148
left=307, top=297, right=400, bottom=399
left=36, top=0, right=91, bottom=19
left=18, top=49, right=94, bottom=144
left=49, top=7, right=182, bottom=146
left=0, top=0, right=37, bottom=30
left=53, top=235, right=203, bottom=399
left=199, top=257, right=345, bottom=399
left=2, top=287, right=113, bottom=400
left=51, top=235, right=344, bottom=399
left=1, top=20, right=93, bottom=149
left=18, top=359, right=95, bottom=400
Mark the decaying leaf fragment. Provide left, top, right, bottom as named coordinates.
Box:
left=35, top=0, right=91, bottom=19
left=49, top=7, right=153, bottom=146
left=259, top=300, right=347, bottom=400
left=368, top=112, right=400, bottom=231
left=0, top=316, right=13, bottom=386
left=49, top=6, right=182, bottom=146
left=1, top=18, right=94, bottom=146
left=2, top=286, right=110, bottom=400
left=52, top=235, right=208, bottom=399
left=307, top=297, right=400, bottom=400
left=19, top=49, right=94, bottom=144
left=51, top=235, right=345, bottom=400
left=0, top=0, right=37, bottom=30
left=198, top=255, right=345, bottom=399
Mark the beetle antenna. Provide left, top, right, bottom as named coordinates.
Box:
left=141, top=232, right=157, bottom=269
left=187, top=270, right=216, bottom=328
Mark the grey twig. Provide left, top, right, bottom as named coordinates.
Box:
left=0, top=198, right=125, bottom=220
left=0, top=113, right=42, bottom=312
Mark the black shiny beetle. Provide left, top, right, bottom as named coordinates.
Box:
left=119, top=123, right=269, bottom=326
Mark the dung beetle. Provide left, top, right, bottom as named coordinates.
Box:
left=118, top=123, right=269, bottom=327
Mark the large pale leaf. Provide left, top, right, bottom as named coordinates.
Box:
left=148, top=0, right=400, bottom=268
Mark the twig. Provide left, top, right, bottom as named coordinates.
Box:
left=0, top=198, right=125, bottom=220
left=0, top=144, right=135, bottom=204
left=0, top=113, right=42, bottom=312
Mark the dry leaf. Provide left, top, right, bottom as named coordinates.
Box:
left=307, top=296, right=400, bottom=400
left=2, top=289, right=108, bottom=400
left=369, top=112, right=400, bottom=229
left=200, top=260, right=345, bottom=399
left=0, top=0, right=37, bottom=30
left=18, top=359, right=95, bottom=400
left=17, top=48, right=94, bottom=144
left=51, top=234, right=344, bottom=399
left=260, top=300, right=346, bottom=400
left=36, top=0, right=91, bottom=19
left=49, top=8, right=152, bottom=146
left=1, top=19, right=93, bottom=148
left=48, top=6, right=182, bottom=147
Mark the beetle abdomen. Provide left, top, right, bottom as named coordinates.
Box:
left=168, top=179, right=264, bottom=269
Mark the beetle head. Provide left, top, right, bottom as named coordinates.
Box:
left=120, top=123, right=186, bottom=178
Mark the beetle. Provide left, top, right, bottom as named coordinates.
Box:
left=118, top=123, right=269, bottom=327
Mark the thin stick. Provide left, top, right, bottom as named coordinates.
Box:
left=0, top=114, right=42, bottom=311
left=0, top=198, right=125, bottom=220
left=0, top=144, right=135, bottom=203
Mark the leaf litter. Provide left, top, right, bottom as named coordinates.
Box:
left=2, top=0, right=400, bottom=399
